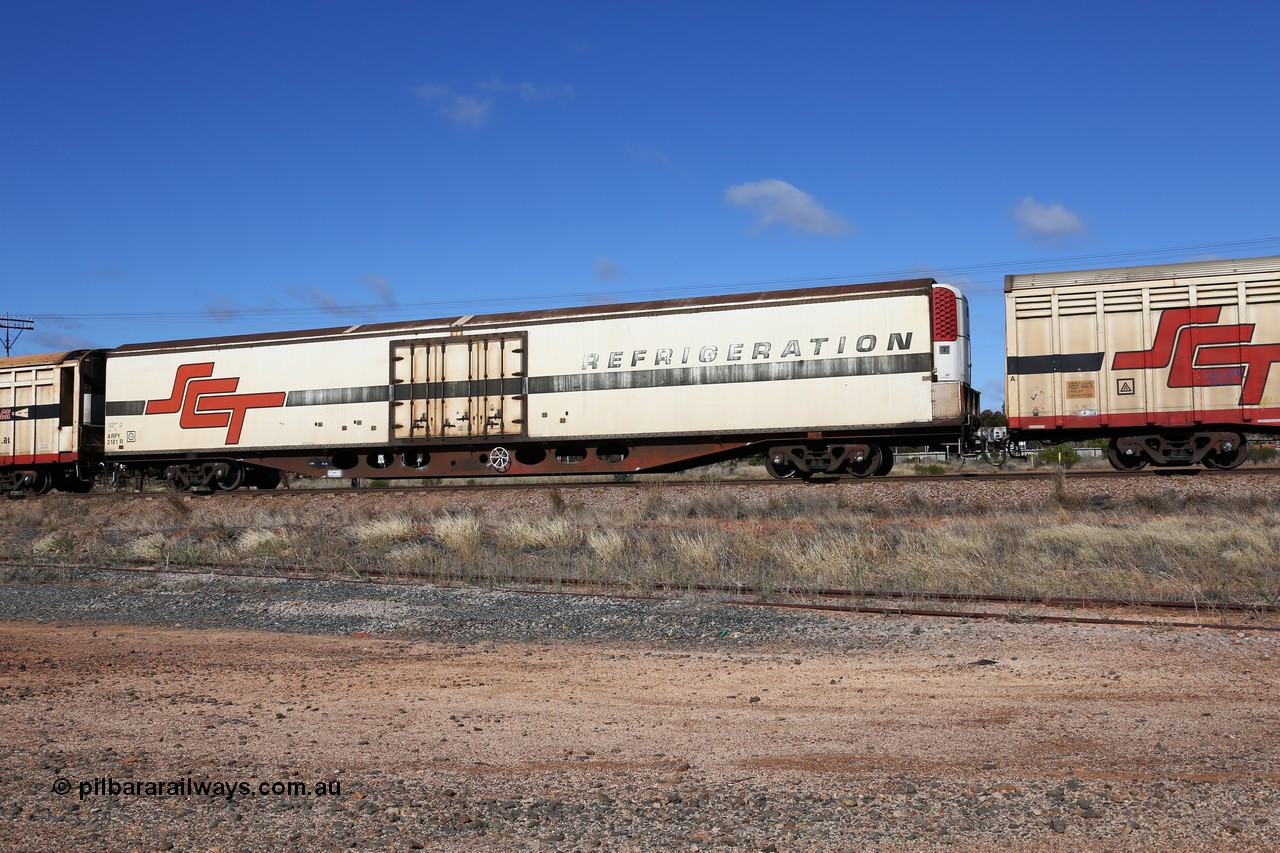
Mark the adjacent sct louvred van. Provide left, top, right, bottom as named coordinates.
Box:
left=1006, top=255, right=1280, bottom=470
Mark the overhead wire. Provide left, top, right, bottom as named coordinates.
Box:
left=18, top=235, right=1280, bottom=325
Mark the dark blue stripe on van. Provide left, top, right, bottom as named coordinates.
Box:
left=1007, top=352, right=1105, bottom=375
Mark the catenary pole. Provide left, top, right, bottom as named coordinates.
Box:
left=1, top=314, right=36, bottom=357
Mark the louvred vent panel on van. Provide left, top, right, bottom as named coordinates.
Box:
left=932, top=289, right=958, bottom=342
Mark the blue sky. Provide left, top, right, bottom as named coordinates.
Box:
left=3, top=1, right=1279, bottom=408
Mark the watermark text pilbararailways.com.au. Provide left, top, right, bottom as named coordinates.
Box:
left=52, top=776, right=343, bottom=802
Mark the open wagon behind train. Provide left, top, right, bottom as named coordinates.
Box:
left=1005, top=255, right=1280, bottom=469
left=101, top=278, right=977, bottom=489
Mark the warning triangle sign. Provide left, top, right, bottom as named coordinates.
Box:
left=1117, top=380, right=1134, bottom=395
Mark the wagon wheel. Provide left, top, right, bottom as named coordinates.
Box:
left=164, top=467, right=190, bottom=492
left=212, top=462, right=246, bottom=491
left=846, top=444, right=883, bottom=479
left=27, top=471, right=53, bottom=495
left=874, top=445, right=895, bottom=477
left=764, top=451, right=810, bottom=480
left=1106, top=440, right=1148, bottom=472
left=1203, top=436, right=1249, bottom=470
left=764, top=452, right=796, bottom=479
left=488, top=446, right=512, bottom=473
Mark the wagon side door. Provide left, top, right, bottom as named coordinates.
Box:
left=1, top=363, right=58, bottom=463
left=391, top=334, right=526, bottom=440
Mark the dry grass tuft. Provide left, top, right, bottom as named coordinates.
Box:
left=350, top=515, right=416, bottom=546
left=32, top=532, right=77, bottom=556
left=236, top=528, right=292, bottom=556
left=128, top=533, right=172, bottom=562
left=667, top=529, right=724, bottom=575
left=586, top=529, right=627, bottom=566
left=497, top=517, right=581, bottom=551
left=432, top=514, right=484, bottom=560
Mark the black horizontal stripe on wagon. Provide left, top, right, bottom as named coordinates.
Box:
left=1006, top=352, right=1105, bottom=375
left=289, top=382, right=523, bottom=406
left=363, top=352, right=930, bottom=399
left=0, top=403, right=61, bottom=422
left=531, top=352, right=930, bottom=393
left=105, top=352, right=931, bottom=414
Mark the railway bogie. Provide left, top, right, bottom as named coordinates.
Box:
left=763, top=441, right=894, bottom=479
left=1103, top=431, right=1248, bottom=471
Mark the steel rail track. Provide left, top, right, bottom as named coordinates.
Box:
left=7, top=559, right=1277, bottom=634
left=14, top=464, right=1280, bottom=500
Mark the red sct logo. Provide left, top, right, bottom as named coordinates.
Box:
left=145, top=363, right=286, bottom=445
left=1112, top=307, right=1280, bottom=406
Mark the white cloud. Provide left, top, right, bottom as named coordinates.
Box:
left=724, top=179, right=852, bottom=236
left=625, top=145, right=672, bottom=169
left=412, top=84, right=494, bottom=127
left=412, top=83, right=449, bottom=100
left=441, top=95, right=493, bottom=127
left=475, top=76, right=574, bottom=101
left=594, top=256, right=624, bottom=282
left=412, top=77, right=571, bottom=127
left=1011, top=196, right=1085, bottom=239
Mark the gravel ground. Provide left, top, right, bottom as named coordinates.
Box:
left=1, top=570, right=1278, bottom=851
left=0, top=571, right=866, bottom=646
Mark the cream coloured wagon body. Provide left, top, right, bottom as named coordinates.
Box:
left=104, top=279, right=976, bottom=481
